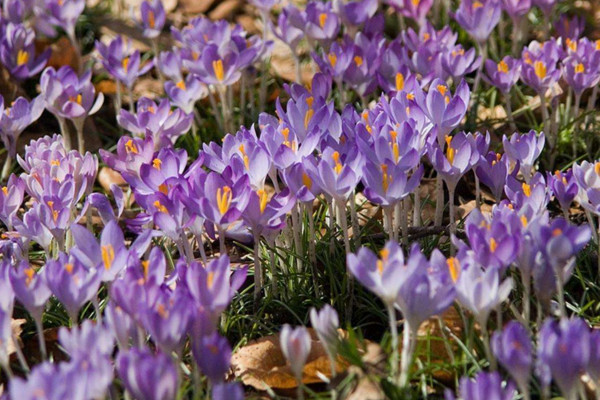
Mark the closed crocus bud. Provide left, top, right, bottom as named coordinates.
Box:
left=502, top=130, right=545, bottom=182
left=538, top=318, right=590, bottom=400
left=192, top=332, right=232, bottom=384
left=117, top=347, right=178, bottom=400
left=448, top=371, right=516, bottom=400
left=310, top=305, right=339, bottom=359
left=491, top=321, right=532, bottom=393
left=280, top=325, right=311, bottom=381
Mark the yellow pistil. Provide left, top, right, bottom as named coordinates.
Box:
left=520, top=215, right=528, bottom=227
left=452, top=49, right=465, bottom=57
left=319, top=13, right=327, bottom=28
left=142, top=260, right=149, bottom=279
left=207, top=271, right=215, bottom=288
left=212, top=59, right=224, bottom=82
left=69, top=94, right=82, bottom=105
left=534, top=61, right=547, bottom=79
left=47, top=200, right=59, bottom=221
left=257, top=189, right=268, bottom=214
left=148, top=10, right=155, bottom=29
left=595, top=162, right=600, bottom=176
left=24, top=267, right=35, bottom=287
left=575, top=63, right=585, bottom=74
left=16, top=50, right=29, bottom=66
left=354, top=56, right=363, bottom=67
left=332, top=151, right=342, bottom=174
left=497, top=60, right=509, bottom=73
left=423, top=32, right=431, bottom=41
left=152, top=158, right=162, bottom=170
left=522, top=182, right=531, bottom=197
left=239, top=144, right=250, bottom=169
left=446, top=257, right=460, bottom=283
left=366, top=124, right=373, bottom=134
left=472, top=1, right=483, bottom=8
left=596, top=40, right=600, bottom=51
left=158, top=183, right=168, bottom=194
left=362, top=111, right=369, bottom=121
left=1, top=187, right=7, bottom=196
left=381, top=164, right=390, bottom=193
left=216, top=186, right=233, bottom=215
left=328, top=53, right=337, bottom=67
left=306, top=96, right=314, bottom=109
left=411, top=0, right=420, bottom=5
left=65, top=263, right=74, bottom=274
left=406, top=92, right=415, bottom=100
left=445, top=135, right=455, bottom=165
left=437, top=84, right=447, bottom=96
left=395, top=72, right=404, bottom=91
left=281, top=127, right=290, bottom=142
left=552, top=228, right=562, bottom=237
left=302, top=172, right=313, bottom=190
left=125, top=139, right=138, bottom=154
left=122, top=57, right=130, bottom=73
left=376, top=260, right=384, bottom=275
left=566, top=38, right=577, bottom=52
left=304, top=108, right=314, bottom=129
left=489, top=238, right=498, bottom=253
left=523, top=52, right=533, bottom=65
left=153, top=200, right=168, bottom=214
left=176, top=80, right=186, bottom=90
left=156, top=303, right=169, bottom=319
left=101, top=244, right=115, bottom=270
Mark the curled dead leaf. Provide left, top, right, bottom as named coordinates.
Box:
left=98, top=167, right=127, bottom=193
left=231, top=328, right=348, bottom=390
left=6, top=319, right=26, bottom=357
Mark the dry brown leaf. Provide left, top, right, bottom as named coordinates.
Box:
left=37, top=37, right=80, bottom=71
left=133, top=77, right=163, bottom=100
left=6, top=319, right=26, bottom=357
left=208, top=0, right=243, bottom=20
left=270, top=40, right=314, bottom=84
left=179, top=0, right=215, bottom=14
left=231, top=328, right=348, bottom=390
left=95, top=80, right=117, bottom=95
left=347, top=377, right=385, bottom=400
left=456, top=200, right=492, bottom=220
left=98, top=167, right=127, bottom=192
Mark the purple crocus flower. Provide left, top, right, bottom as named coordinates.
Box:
left=117, top=347, right=178, bottom=400
left=157, top=49, right=183, bottom=81
left=2, top=0, right=35, bottom=23
left=491, top=321, right=532, bottom=393
left=386, top=0, right=433, bottom=26
left=0, top=174, right=25, bottom=230
left=532, top=0, right=556, bottom=15
left=34, top=0, right=84, bottom=39
left=0, top=22, right=50, bottom=81
left=548, top=169, right=578, bottom=215
left=588, top=330, right=600, bottom=384
left=453, top=260, right=513, bottom=327
left=280, top=325, right=311, bottom=382
left=212, top=382, right=244, bottom=400
left=415, top=79, right=470, bottom=139
left=453, top=0, right=502, bottom=45
left=442, top=44, right=481, bottom=82
left=447, top=371, right=516, bottom=400
left=397, top=247, right=456, bottom=332
left=562, top=54, right=600, bottom=96
left=139, top=0, right=166, bottom=39
left=538, top=318, right=590, bottom=399
left=9, top=261, right=51, bottom=332
left=347, top=241, right=413, bottom=307
left=520, top=41, right=562, bottom=95
left=362, top=161, right=424, bottom=207
left=69, top=220, right=129, bottom=282
left=95, top=36, right=154, bottom=89
left=118, top=97, right=193, bottom=147
left=164, top=75, right=208, bottom=114
left=199, top=171, right=251, bottom=230
left=142, top=288, right=192, bottom=354
left=45, top=252, right=102, bottom=322
left=502, top=130, right=545, bottom=181
left=272, top=6, right=304, bottom=53
left=0, top=95, right=45, bottom=158
left=287, top=2, right=339, bottom=48
left=555, top=14, right=585, bottom=41
left=100, top=135, right=155, bottom=180
left=8, top=361, right=87, bottom=400
left=483, top=56, right=522, bottom=94
left=192, top=44, right=243, bottom=87
left=192, top=332, right=232, bottom=384
left=177, top=255, right=248, bottom=327
left=335, top=0, right=379, bottom=29
left=501, top=0, right=532, bottom=21
left=476, top=151, right=518, bottom=201
left=428, top=131, right=478, bottom=192
left=310, top=305, right=339, bottom=360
